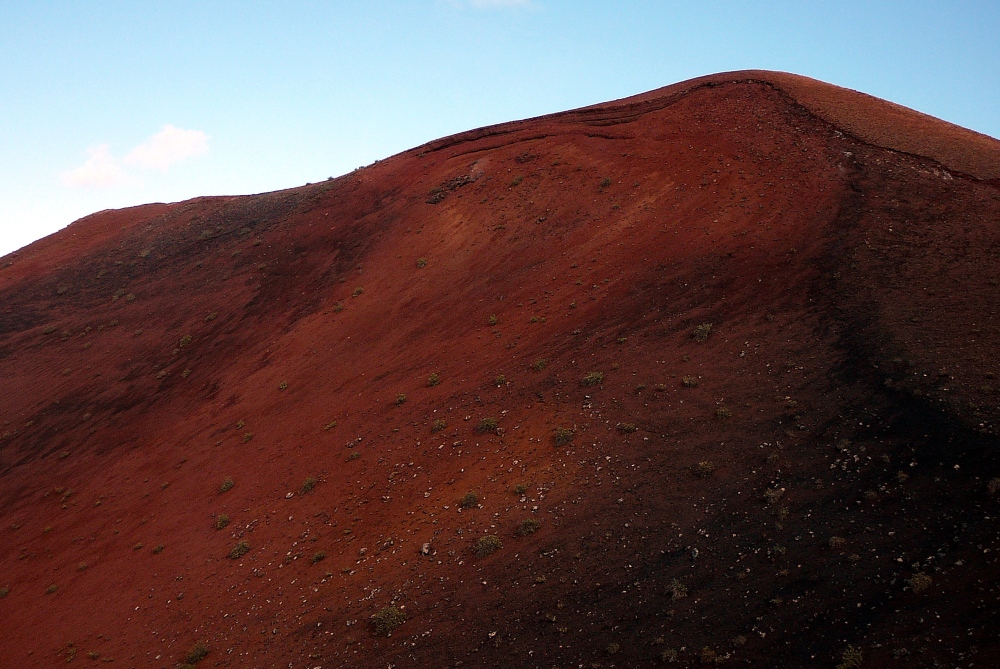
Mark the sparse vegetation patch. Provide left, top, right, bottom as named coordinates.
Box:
left=694, top=461, right=716, bottom=477
left=554, top=427, right=573, bottom=446
left=229, top=541, right=250, bottom=559
left=837, top=645, right=862, bottom=669
left=475, top=417, right=498, bottom=434
left=474, top=534, right=502, bottom=557
left=185, top=643, right=209, bottom=664
left=516, top=518, right=541, bottom=536
left=692, top=323, right=713, bottom=341
left=372, top=605, right=406, bottom=636
left=907, top=572, right=932, bottom=593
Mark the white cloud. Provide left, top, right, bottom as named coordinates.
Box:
left=61, top=125, right=208, bottom=190
left=124, top=124, right=209, bottom=170
left=61, top=144, right=137, bottom=189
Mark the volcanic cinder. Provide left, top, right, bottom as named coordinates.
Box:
left=2, top=71, right=1000, bottom=668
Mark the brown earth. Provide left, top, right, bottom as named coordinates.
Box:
left=1, top=70, right=999, bottom=669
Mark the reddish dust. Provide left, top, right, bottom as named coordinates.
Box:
left=1, top=72, right=999, bottom=668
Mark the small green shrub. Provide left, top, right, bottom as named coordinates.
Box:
left=460, top=491, right=479, bottom=508
left=988, top=477, right=1000, bottom=495
left=763, top=487, right=785, bottom=504
left=219, top=477, right=234, bottom=493
left=510, top=175, right=523, bottom=187
left=907, top=572, right=932, bottom=593
left=582, top=371, right=604, bottom=386
left=667, top=578, right=687, bottom=599
left=432, top=419, right=447, bottom=433
left=46, top=584, right=58, bottom=594
left=513, top=484, right=527, bottom=495
left=488, top=314, right=498, bottom=326
left=372, top=605, right=406, bottom=636
left=323, top=421, right=337, bottom=430
left=301, top=477, right=317, bottom=494
left=694, top=461, right=716, bottom=477
left=352, top=286, right=364, bottom=297
left=395, top=393, right=407, bottom=406
left=185, top=643, right=209, bottom=664
left=416, top=257, right=428, bottom=269
left=312, top=551, right=326, bottom=564
left=427, top=373, right=440, bottom=387
left=333, top=301, right=344, bottom=313
left=532, top=358, right=548, bottom=371
left=229, top=541, right=250, bottom=559
left=0, top=587, right=9, bottom=598
left=278, top=381, right=288, bottom=390
left=179, top=335, right=192, bottom=348
left=152, top=545, right=164, bottom=554
left=553, top=427, right=573, bottom=446
left=474, top=535, right=502, bottom=557
left=475, top=417, right=498, bottom=434
left=616, top=422, right=637, bottom=434
left=599, top=177, right=612, bottom=188
left=836, top=645, right=862, bottom=669
left=681, top=375, right=699, bottom=388
left=516, top=518, right=541, bottom=536
left=692, top=323, right=713, bottom=341
left=495, top=375, right=506, bottom=386
left=347, top=451, right=360, bottom=461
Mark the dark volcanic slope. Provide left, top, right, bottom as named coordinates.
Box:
left=1, top=71, right=999, bottom=669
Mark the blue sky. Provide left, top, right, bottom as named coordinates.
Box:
left=1, top=1, right=998, bottom=257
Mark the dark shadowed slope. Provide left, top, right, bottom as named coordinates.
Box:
left=1, top=71, right=999, bottom=668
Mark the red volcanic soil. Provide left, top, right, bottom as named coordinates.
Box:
left=1, top=71, right=1000, bottom=669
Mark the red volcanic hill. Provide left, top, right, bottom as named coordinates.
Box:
left=2, top=71, right=1000, bottom=668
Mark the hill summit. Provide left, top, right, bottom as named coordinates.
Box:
left=2, top=71, right=999, bottom=668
